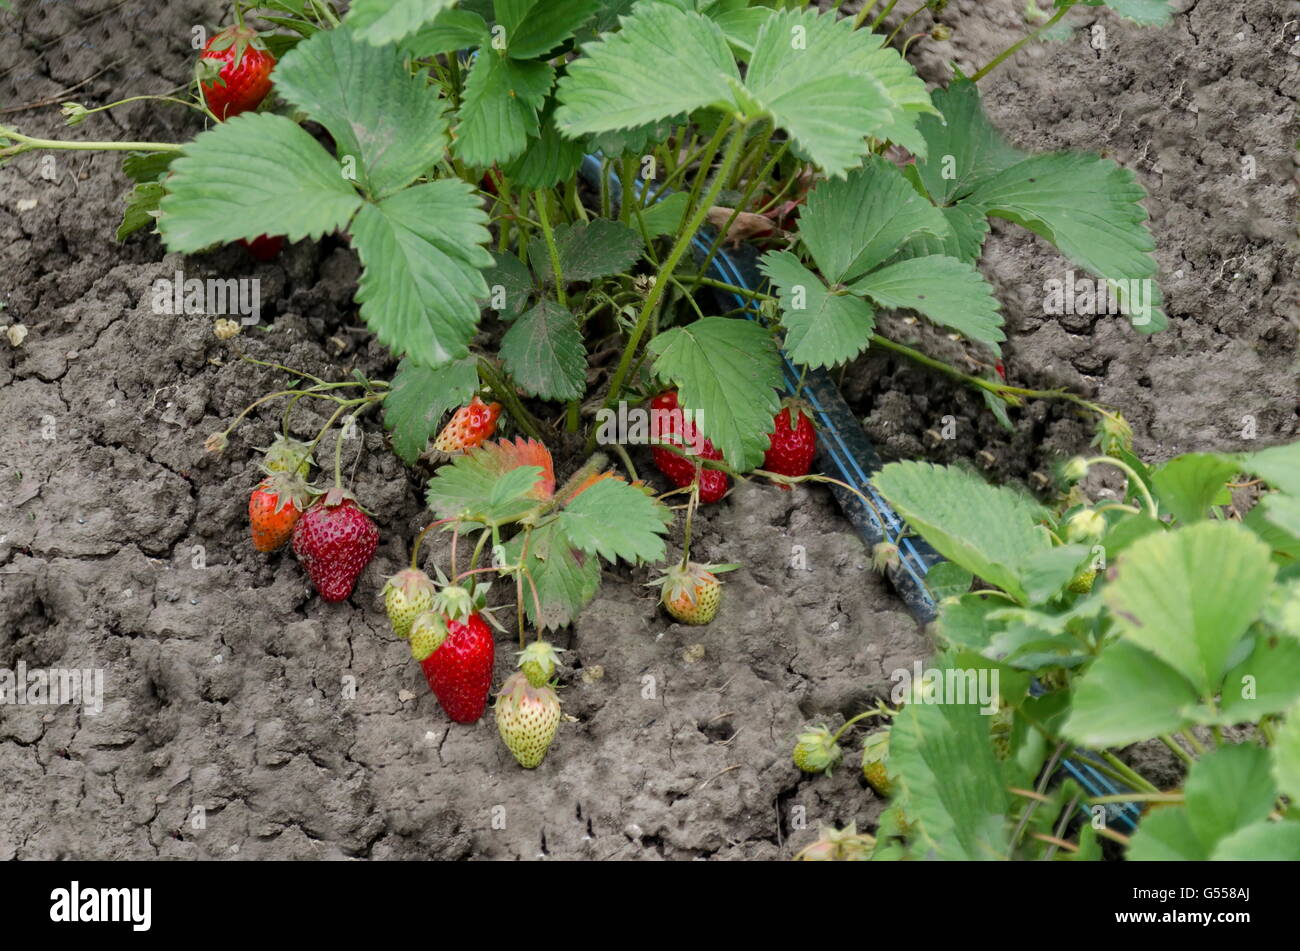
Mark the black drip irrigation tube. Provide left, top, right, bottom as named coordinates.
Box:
left=576, top=154, right=1140, bottom=834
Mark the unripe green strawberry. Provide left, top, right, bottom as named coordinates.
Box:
left=1067, top=568, right=1097, bottom=594
left=1065, top=508, right=1106, bottom=543
left=495, top=671, right=561, bottom=768
left=1061, top=456, right=1090, bottom=484
left=409, top=611, right=448, bottom=661
left=860, top=729, right=893, bottom=798
left=261, top=434, right=313, bottom=478
left=517, top=640, right=563, bottom=687
left=382, top=567, right=436, bottom=639
left=792, top=725, right=842, bottom=774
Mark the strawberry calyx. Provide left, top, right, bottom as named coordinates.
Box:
left=646, top=561, right=738, bottom=607
left=517, top=640, right=564, bottom=687
left=256, top=470, right=316, bottom=515
left=775, top=397, right=815, bottom=432
left=383, top=566, right=436, bottom=601
left=432, top=581, right=485, bottom=624
left=793, top=724, right=843, bottom=774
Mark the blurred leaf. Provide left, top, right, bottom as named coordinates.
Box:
left=1149, top=452, right=1240, bottom=524
left=1104, top=521, right=1275, bottom=694
left=1063, top=641, right=1199, bottom=746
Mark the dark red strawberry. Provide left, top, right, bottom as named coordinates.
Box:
left=198, top=24, right=276, bottom=121
left=291, top=487, right=378, bottom=602
left=422, top=611, right=495, bottom=723
left=763, top=403, right=816, bottom=487
left=238, top=234, right=283, bottom=261
left=649, top=390, right=728, bottom=503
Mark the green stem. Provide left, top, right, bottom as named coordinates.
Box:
left=534, top=190, right=567, bottom=309
left=1087, top=792, right=1184, bottom=805
left=852, top=0, right=883, bottom=29
left=971, top=0, right=1075, bottom=82
left=830, top=707, right=892, bottom=745
left=587, top=116, right=749, bottom=455
left=1159, top=734, right=1197, bottom=767
left=1082, top=456, right=1159, bottom=519
left=0, top=128, right=184, bottom=157
left=1098, top=751, right=1161, bottom=795
left=477, top=357, right=545, bottom=442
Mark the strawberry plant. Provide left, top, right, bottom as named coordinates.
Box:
left=0, top=0, right=1195, bottom=784
left=795, top=439, right=1300, bottom=860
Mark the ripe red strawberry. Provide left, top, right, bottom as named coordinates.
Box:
left=198, top=25, right=276, bottom=121
left=291, top=487, right=379, bottom=602
left=248, top=471, right=313, bottom=552
left=763, top=402, right=816, bottom=488
left=649, top=390, right=728, bottom=503
left=420, top=583, right=495, bottom=723
left=239, top=234, right=283, bottom=261
left=433, top=396, right=502, bottom=453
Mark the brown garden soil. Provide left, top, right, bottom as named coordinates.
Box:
left=0, top=0, right=1295, bottom=859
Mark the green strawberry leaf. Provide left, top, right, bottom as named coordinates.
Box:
left=1243, top=440, right=1300, bottom=496
left=158, top=112, right=362, bottom=252
left=1063, top=641, right=1200, bottom=747
left=1271, top=704, right=1300, bottom=806
left=350, top=180, right=493, bottom=365
left=453, top=51, right=554, bottom=168
left=1149, top=452, right=1241, bottom=524
left=272, top=26, right=449, bottom=199
left=122, top=150, right=175, bottom=184
left=1090, top=0, right=1174, bottom=25
left=631, top=191, right=690, bottom=239
left=1127, top=806, right=1207, bottom=861
left=759, top=251, right=876, bottom=369
left=117, top=181, right=164, bottom=241
left=742, top=10, right=896, bottom=176
left=404, top=8, right=492, bottom=57
left=382, top=357, right=480, bottom=464
left=913, top=81, right=1025, bottom=205
left=849, top=254, right=1004, bottom=348
left=480, top=250, right=534, bottom=320
left=496, top=0, right=602, bottom=59
left=528, top=218, right=644, bottom=284
left=347, top=0, right=458, bottom=45
left=503, top=98, right=586, bottom=191
left=500, top=300, right=587, bottom=401
left=557, top=477, right=672, bottom=564
left=1217, top=632, right=1300, bottom=721
left=798, top=155, right=950, bottom=283
left=966, top=152, right=1165, bottom=333
left=504, top=520, right=601, bottom=630
left=425, top=446, right=548, bottom=526
left=647, top=316, right=784, bottom=471
left=872, top=462, right=1052, bottom=604
left=1104, top=521, right=1275, bottom=695
left=1183, top=744, right=1277, bottom=852
left=1210, top=821, right=1300, bottom=860
left=890, top=675, right=1013, bottom=860
left=554, top=5, right=740, bottom=137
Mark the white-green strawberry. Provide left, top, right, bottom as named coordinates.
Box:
left=409, top=611, right=448, bottom=661
left=495, top=671, right=561, bottom=769
left=383, top=567, right=435, bottom=639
